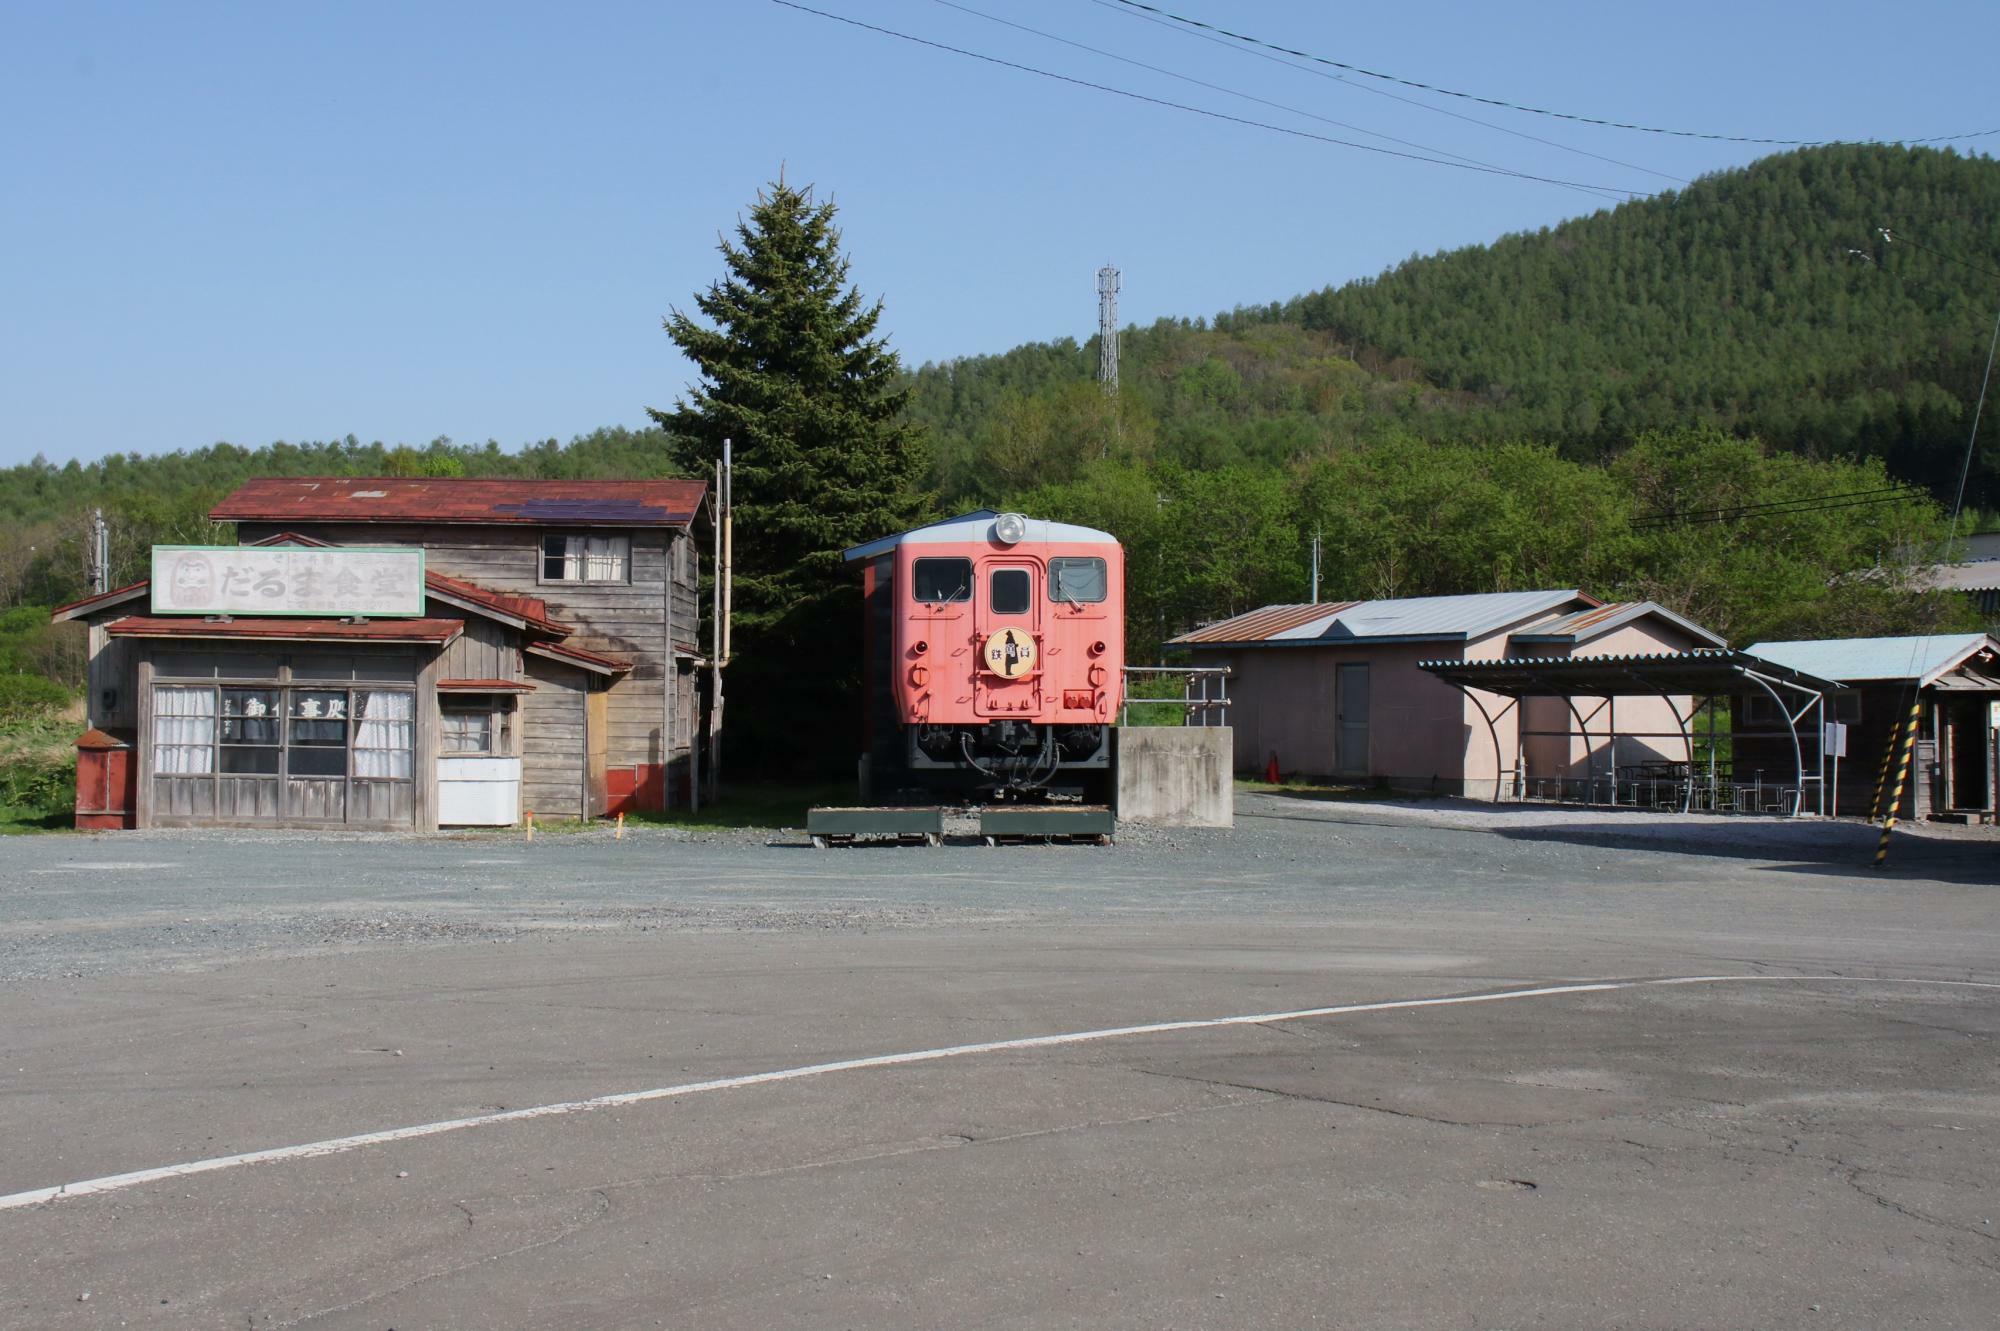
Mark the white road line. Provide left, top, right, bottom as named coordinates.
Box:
left=4, top=973, right=1994, bottom=1212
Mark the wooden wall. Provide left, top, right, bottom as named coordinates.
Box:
left=436, top=607, right=520, bottom=683
left=522, top=653, right=587, bottom=819
left=238, top=522, right=698, bottom=790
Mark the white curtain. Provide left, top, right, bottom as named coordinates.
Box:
left=557, top=535, right=628, bottom=582
left=354, top=691, right=414, bottom=778
left=154, top=686, right=215, bottom=774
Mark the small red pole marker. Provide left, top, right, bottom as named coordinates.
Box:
left=524, top=811, right=535, bottom=843
left=615, top=811, right=625, bottom=840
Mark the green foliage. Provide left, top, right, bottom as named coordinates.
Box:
left=0, top=686, right=77, bottom=832
left=650, top=179, right=931, bottom=772
left=0, top=671, right=72, bottom=721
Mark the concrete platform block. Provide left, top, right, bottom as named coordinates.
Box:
left=1116, top=726, right=1233, bottom=827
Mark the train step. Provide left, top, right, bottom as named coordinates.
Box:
left=979, top=804, right=1115, bottom=846
left=806, top=806, right=944, bottom=848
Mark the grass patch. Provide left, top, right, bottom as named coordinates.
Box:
left=1236, top=778, right=1414, bottom=803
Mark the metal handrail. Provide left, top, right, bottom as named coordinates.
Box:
left=1120, top=665, right=1232, bottom=727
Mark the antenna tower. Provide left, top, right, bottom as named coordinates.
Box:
left=1096, top=264, right=1121, bottom=393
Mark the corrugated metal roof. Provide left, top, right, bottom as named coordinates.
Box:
left=1171, top=602, right=1357, bottom=644
left=1172, top=589, right=1584, bottom=647
left=1421, top=648, right=1845, bottom=696
left=843, top=510, right=1118, bottom=561
left=1510, top=600, right=1726, bottom=648
left=527, top=640, right=634, bottom=675
left=1744, top=634, right=1999, bottom=687
left=212, top=478, right=707, bottom=527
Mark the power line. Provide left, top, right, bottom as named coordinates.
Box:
left=1087, top=0, right=1690, bottom=187
left=1106, top=0, right=2000, bottom=149
left=1878, top=228, right=2000, bottom=285
left=769, top=1, right=1657, bottom=199
left=1632, top=486, right=1929, bottom=531
left=926, top=0, right=1637, bottom=204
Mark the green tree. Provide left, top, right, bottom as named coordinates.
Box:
left=650, top=178, right=931, bottom=772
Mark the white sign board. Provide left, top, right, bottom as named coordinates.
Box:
left=1823, top=720, right=1848, bottom=758
left=151, top=546, right=426, bottom=617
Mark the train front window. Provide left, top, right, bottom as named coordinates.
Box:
left=911, top=557, right=972, bottom=603
left=1048, top=557, right=1107, bottom=604
left=990, top=568, right=1031, bottom=615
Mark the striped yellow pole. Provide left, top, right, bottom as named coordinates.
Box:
left=1873, top=697, right=1924, bottom=869
left=1867, top=710, right=1903, bottom=822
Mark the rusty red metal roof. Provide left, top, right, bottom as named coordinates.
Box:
left=212, top=477, right=706, bottom=527
left=50, top=580, right=150, bottom=621
left=438, top=678, right=537, bottom=692
left=74, top=727, right=134, bottom=750
left=425, top=571, right=571, bottom=635
left=527, top=640, right=633, bottom=675
left=1170, top=603, right=1359, bottom=645
left=105, top=616, right=463, bottom=644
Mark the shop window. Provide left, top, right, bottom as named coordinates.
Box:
left=152, top=684, right=415, bottom=786
left=990, top=568, right=1031, bottom=615
left=442, top=707, right=494, bottom=755
left=542, top=534, right=630, bottom=583
left=154, top=685, right=216, bottom=774
left=355, top=691, right=414, bottom=778
left=911, top=557, right=972, bottom=603
left=1048, top=557, right=1107, bottom=603
left=288, top=690, right=349, bottom=778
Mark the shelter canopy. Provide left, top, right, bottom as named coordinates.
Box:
left=1419, top=648, right=1841, bottom=698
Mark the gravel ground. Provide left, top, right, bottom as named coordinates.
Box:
left=2, top=791, right=1992, bottom=982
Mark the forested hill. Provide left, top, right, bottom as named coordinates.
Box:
left=2, top=144, right=1994, bottom=665
left=908, top=144, right=2000, bottom=508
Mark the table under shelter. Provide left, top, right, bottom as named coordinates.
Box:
left=1419, top=649, right=1843, bottom=816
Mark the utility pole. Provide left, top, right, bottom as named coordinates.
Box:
left=1096, top=265, right=1121, bottom=394
left=1311, top=525, right=1321, bottom=605
left=90, top=508, right=109, bottom=594
left=707, top=439, right=733, bottom=804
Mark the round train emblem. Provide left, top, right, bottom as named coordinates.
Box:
left=981, top=628, right=1038, bottom=678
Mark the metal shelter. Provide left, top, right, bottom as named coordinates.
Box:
left=1418, top=649, right=1843, bottom=816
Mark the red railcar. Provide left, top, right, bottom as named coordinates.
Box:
left=848, top=510, right=1125, bottom=797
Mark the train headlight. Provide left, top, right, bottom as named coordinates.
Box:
left=992, top=511, right=1027, bottom=545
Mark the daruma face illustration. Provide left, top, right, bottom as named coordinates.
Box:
left=168, top=554, right=214, bottom=607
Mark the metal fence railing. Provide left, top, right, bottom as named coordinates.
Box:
left=1119, top=666, right=1232, bottom=728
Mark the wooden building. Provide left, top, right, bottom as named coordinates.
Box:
left=1171, top=591, right=1723, bottom=798
left=54, top=477, right=704, bottom=831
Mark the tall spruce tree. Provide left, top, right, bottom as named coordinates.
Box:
left=651, top=179, right=931, bottom=773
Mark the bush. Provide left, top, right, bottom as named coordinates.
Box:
left=0, top=672, right=71, bottom=722
left=0, top=752, right=72, bottom=816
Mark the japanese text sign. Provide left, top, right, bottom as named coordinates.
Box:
left=151, top=546, right=425, bottom=617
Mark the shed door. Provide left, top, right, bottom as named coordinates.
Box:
left=974, top=561, right=1042, bottom=718
left=1336, top=664, right=1369, bottom=778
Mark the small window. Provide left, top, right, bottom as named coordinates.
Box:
left=1048, top=557, right=1108, bottom=604
left=911, top=557, right=972, bottom=604
left=442, top=709, right=493, bottom=755
left=1831, top=692, right=1862, bottom=723
left=990, top=568, right=1031, bottom=615
left=542, top=534, right=631, bottom=583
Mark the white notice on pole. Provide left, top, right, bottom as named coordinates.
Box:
left=1824, top=721, right=1848, bottom=758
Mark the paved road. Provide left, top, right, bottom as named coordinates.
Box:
left=3, top=795, right=1997, bottom=1328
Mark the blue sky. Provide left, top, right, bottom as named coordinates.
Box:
left=3, top=0, right=1995, bottom=469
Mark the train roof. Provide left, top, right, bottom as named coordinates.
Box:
left=842, top=509, right=1119, bottom=562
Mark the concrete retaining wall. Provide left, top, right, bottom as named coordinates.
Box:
left=1116, top=726, right=1233, bottom=827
